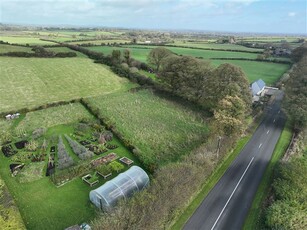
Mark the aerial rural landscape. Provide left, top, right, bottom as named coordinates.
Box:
left=0, top=0, right=306, bottom=230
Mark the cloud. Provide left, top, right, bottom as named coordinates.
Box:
left=288, top=12, right=297, bottom=17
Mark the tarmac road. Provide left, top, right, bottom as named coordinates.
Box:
left=184, top=91, right=286, bottom=230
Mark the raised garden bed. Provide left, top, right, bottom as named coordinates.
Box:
left=119, top=157, right=134, bottom=166
left=91, top=153, right=118, bottom=167
left=2, top=144, right=18, bottom=157
left=10, top=163, right=25, bottom=176
left=106, top=144, right=118, bottom=150
left=15, top=140, right=28, bottom=149
left=82, top=173, right=99, bottom=187
left=96, top=164, right=112, bottom=179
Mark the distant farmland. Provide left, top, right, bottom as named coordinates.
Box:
left=0, top=36, right=56, bottom=45
left=210, top=60, right=290, bottom=85
left=88, top=45, right=259, bottom=62
left=0, top=57, right=133, bottom=113
left=88, top=45, right=290, bottom=85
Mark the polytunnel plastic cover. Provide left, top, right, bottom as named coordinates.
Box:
left=89, top=166, right=149, bottom=210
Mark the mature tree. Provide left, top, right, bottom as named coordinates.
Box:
left=213, top=95, right=247, bottom=136
left=291, top=43, right=307, bottom=62
left=123, top=49, right=131, bottom=65
left=111, top=50, right=121, bottom=65
left=205, top=63, right=252, bottom=111
left=284, top=56, right=307, bottom=131
left=159, top=55, right=212, bottom=101
left=147, top=47, right=172, bottom=72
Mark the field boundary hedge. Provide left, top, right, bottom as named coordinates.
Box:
left=0, top=98, right=81, bottom=118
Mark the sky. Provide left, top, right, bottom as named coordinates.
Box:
left=0, top=0, right=306, bottom=34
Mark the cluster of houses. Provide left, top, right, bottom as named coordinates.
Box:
left=5, top=113, right=20, bottom=120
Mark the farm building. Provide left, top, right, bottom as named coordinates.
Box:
left=251, top=79, right=266, bottom=102
left=89, top=166, right=149, bottom=211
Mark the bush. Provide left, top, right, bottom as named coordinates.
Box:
left=65, top=135, right=94, bottom=160
left=57, top=136, right=74, bottom=170
left=109, top=161, right=124, bottom=173
left=25, top=140, right=38, bottom=151
left=32, top=127, right=46, bottom=139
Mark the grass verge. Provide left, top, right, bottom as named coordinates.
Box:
left=170, top=134, right=251, bottom=230
left=243, top=121, right=292, bottom=230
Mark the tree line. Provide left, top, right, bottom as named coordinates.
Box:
left=262, top=43, right=307, bottom=229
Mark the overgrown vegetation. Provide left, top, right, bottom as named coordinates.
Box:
left=84, top=89, right=209, bottom=169
left=256, top=43, right=307, bottom=230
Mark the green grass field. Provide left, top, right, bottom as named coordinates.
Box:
left=44, top=47, right=87, bottom=57
left=16, top=103, right=94, bottom=133
left=0, top=57, right=133, bottom=113
left=166, top=41, right=264, bottom=52
left=0, top=44, right=33, bottom=53
left=87, top=46, right=289, bottom=85
left=85, top=90, right=209, bottom=166
left=88, top=45, right=259, bottom=63
left=210, top=59, right=290, bottom=85
left=68, top=39, right=131, bottom=45
left=0, top=36, right=56, bottom=45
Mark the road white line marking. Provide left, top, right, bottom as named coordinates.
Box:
left=278, top=110, right=280, bottom=114
left=267, top=130, right=270, bottom=134
left=273, top=119, right=276, bottom=123
left=259, top=143, right=262, bottom=148
left=210, top=157, right=255, bottom=230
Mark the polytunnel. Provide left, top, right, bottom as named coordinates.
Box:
left=89, top=166, right=149, bottom=210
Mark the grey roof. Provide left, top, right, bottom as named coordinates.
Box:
left=251, top=79, right=265, bottom=96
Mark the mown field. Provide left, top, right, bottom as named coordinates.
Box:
left=44, top=47, right=87, bottom=57
left=166, top=41, right=264, bottom=52
left=88, top=45, right=259, bottom=63
left=0, top=57, right=133, bottom=113
left=68, top=39, right=131, bottom=45
left=16, top=103, right=94, bottom=132
left=210, top=59, right=290, bottom=85
left=85, top=90, right=209, bottom=167
left=0, top=44, right=33, bottom=53
left=0, top=36, right=56, bottom=45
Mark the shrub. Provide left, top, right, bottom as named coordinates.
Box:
left=57, top=136, right=74, bottom=170
left=25, top=140, right=38, bottom=151
left=102, top=131, right=113, bottom=142
left=109, top=161, right=124, bottom=173
left=96, top=164, right=111, bottom=175
left=32, top=127, right=46, bottom=139
left=129, top=67, right=139, bottom=73
left=64, top=135, right=94, bottom=160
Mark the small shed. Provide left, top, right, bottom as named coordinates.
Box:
left=89, top=166, right=149, bottom=211
left=5, top=114, right=12, bottom=120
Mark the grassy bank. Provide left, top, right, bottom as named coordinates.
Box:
left=171, top=134, right=251, bottom=230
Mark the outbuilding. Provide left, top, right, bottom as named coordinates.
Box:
left=89, top=166, right=149, bottom=211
